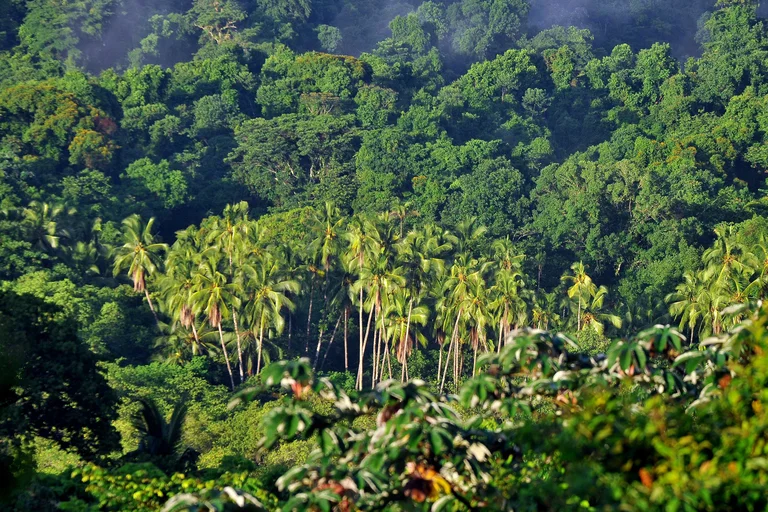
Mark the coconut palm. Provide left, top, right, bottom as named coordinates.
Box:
left=666, top=271, right=706, bottom=342
left=453, top=217, right=488, bottom=255
left=441, top=254, right=487, bottom=392
left=351, top=254, right=405, bottom=389
left=703, top=225, right=757, bottom=286
left=113, top=214, right=168, bottom=326
left=561, top=261, right=596, bottom=331
left=489, top=268, right=527, bottom=352
left=243, top=252, right=300, bottom=375
left=153, top=321, right=223, bottom=365
left=380, top=290, right=429, bottom=382
left=21, top=201, right=76, bottom=251
left=190, top=254, right=237, bottom=390
left=344, top=215, right=379, bottom=388
left=579, top=285, right=622, bottom=335
left=308, top=202, right=346, bottom=362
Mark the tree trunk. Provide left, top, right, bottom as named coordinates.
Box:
left=472, top=342, right=478, bottom=377
left=356, top=301, right=375, bottom=390
left=191, top=322, right=201, bottom=355
left=577, top=297, right=582, bottom=332
left=437, top=340, right=443, bottom=386
left=305, top=276, right=315, bottom=352
left=401, top=298, right=413, bottom=383
left=144, top=289, right=161, bottom=328
left=232, top=309, right=244, bottom=384
left=257, top=316, right=264, bottom=376
left=371, top=325, right=380, bottom=389
left=440, top=308, right=462, bottom=393
left=218, top=323, right=235, bottom=391
left=320, top=313, right=343, bottom=371
left=314, top=326, right=325, bottom=367
left=497, top=318, right=503, bottom=354
left=287, top=314, right=292, bottom=350
left=343, top=307, right=349, bottom=371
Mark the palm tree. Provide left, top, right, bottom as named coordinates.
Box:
left=153, top=321, right=223, bottom=365
left=243, top=252, right=299, bottom=375
left=351, top=254, right=405, bottom=388
left=703, top=225, right=756, bottom=285
left=308, top=202, right=346, bottom=362
left=21, top=201, right=76, bottom=251
left=395, top=224, right=450, bottom=375
left=453, top=217, right=488, bottom=255
left=561, top=261, right=596, bottom=331
left=131, top=398, right=187, bottom=461
left=381, top=290, right=429, bottom=382
left=489, top=268, right=527, bottom=351
left=207, top=202, right=252, bottom=384
left=441, top=254, right=487, bottom=392
left=492, top=237, right=525, bottom=272
left=113, top=214, right=168, bottom=327
left=666, top=271, right=706, bottom=342
left=345, top=216, right=370, bottom=387
left=579, top=285, right=622, bottom=335
left=161, top=232, right=204, bottom=346
left=190, top=254, right=237, bottom=390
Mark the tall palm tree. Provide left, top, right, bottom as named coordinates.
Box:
left=351, top=254, right=405, bottom=389
left=666, top=271, right=706, bottom=342
left=308, top=202, right=346, bottom=362
left=561, top=261, right=596, bottom=331
left=161, top=232, right=203, bottom=346
left=113, top=214, right=168, bottom=327
left=381, top=290, right=429, bottom=382
left=441, top=254, right=487, bottom=392
left=243, top=252, right=300, bottom=375
left=208, top=202, right=252, bottom=384
left=190, top=254, right=237, bottom=390
left=345, top=215, right=373, bottom=384
left=489, top=268, right=527, bottom=351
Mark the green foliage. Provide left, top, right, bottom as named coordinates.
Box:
left=0, top=290, right=120, bottom=466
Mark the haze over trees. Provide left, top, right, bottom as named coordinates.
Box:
left=2, top=0, right=768, bottom=510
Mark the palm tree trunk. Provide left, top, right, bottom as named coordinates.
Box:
left=472, top=342, right=478, bottom=377
left=305, top=276, right=315, bottom=353
left=257, top=316, right=264, bottom=376
left=217, top=323, right=235, bottom=391
left=357, top=289, right=364, bottom=388
left=320, top=313, right=343, bottom=371
left=437, top=340, right=443, bottom=386
left=343, top=307, right=349, bottom=371
left=287, top=314, right=292, bottom=350
left=440, top=308, right=462, bottom=393
left=356, top=301, right=375, bottom=390
left=144, top=289, right=161, bottom=328
left=497, top=318, right=503, bottom=354
left=314, top=326, right=325, bottom=370
left=371, top=325, right=380, bottom=388
left=232, top=309, right=244, bottom=384
left=191, top=322, right=201, bottom=355
left=401, top=298, right=413, bottom=383
left=577, top=297, right=582, bottom=332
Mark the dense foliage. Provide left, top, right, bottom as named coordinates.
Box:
left=3, top=0, right=768, bottom=509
